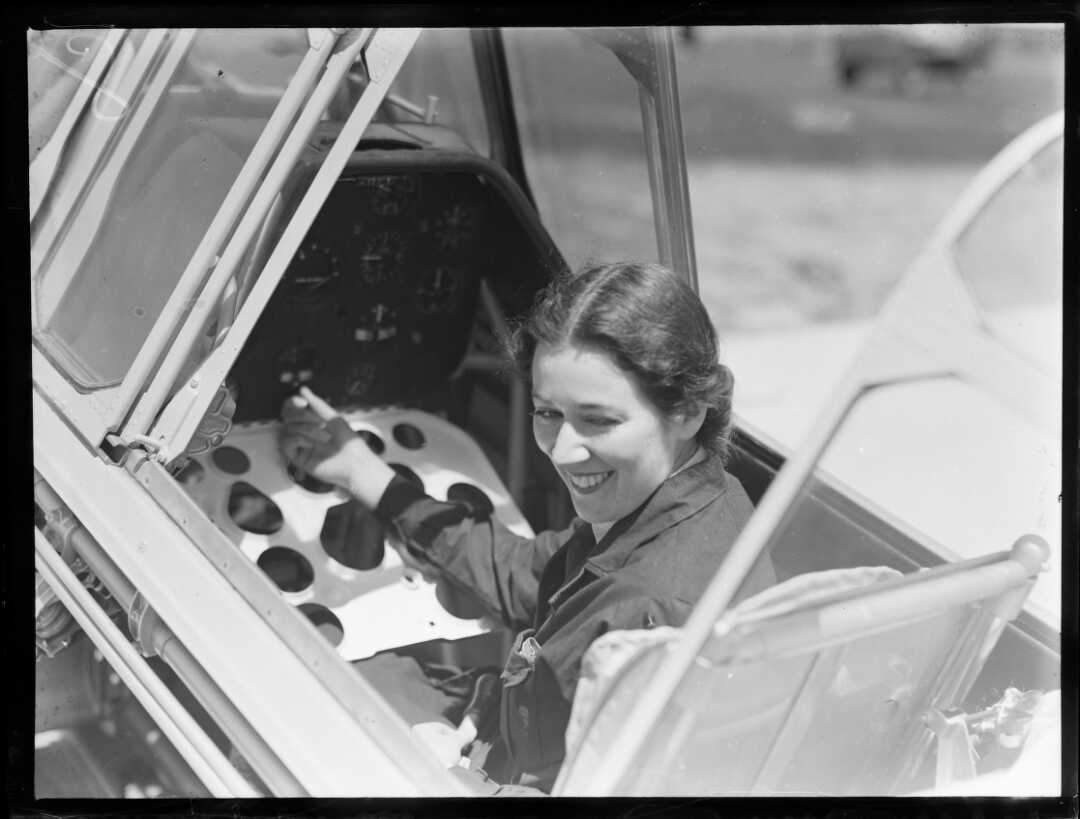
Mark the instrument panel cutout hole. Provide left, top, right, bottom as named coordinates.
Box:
left=228, top=482, right=283, bottom=535
left=257, top=546, right=314, bottom=593
left=298, top=603, right=344, bottom=647
left=446, top=482, right=494, bottom=521
left=392, top=423, right=426, bottom=450
left=320, top=500, right=386, bottom=570
left=389, top=463, right=424, bottom=490
left=211, top=446, right=250, bottom=475
left=174, top=458, right=206, bottom=486
left=356, top=429, right=386, bottom=455
left=286, top=462, right=336, bottom=494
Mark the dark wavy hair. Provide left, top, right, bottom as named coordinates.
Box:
left=506, top=260, right=736, bottom=460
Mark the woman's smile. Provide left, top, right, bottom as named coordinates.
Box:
left=563, top=469, right=615, bottom=494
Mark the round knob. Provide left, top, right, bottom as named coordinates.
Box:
left=1010, top=534, right=1050, bottom=575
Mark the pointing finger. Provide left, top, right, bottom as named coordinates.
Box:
left=298, top=386, right=338, bottom=422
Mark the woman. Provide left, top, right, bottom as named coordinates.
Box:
left=279, top=260, right=777, bottom=793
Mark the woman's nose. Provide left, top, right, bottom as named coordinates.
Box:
left=549, top=422, right=589, bottom=465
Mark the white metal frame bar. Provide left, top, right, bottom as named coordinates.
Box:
left=567, top=369, right=866, bottom=795
left=35, top=529, right=258, bottom=798
left=478, top=279, right=528, bottom=505
left=29, top=29, right=127, bottom=221
left=569, top=262, right=979, bottom=794
left=35, top=388, right=456, bottom=795
left=140, top=29, right=423, bottom=461
left=569, top=196, right=1065, bottom=792
left=33, top=470, right=305, bottom=795
left=637, top=27, right=697, bottom=289
left=125, top=29, right=373, bottom=442
left=128, top=448, right=472, bottom=789
left=110, top=29, right=342, bottom=428
left=930, top=110, right=1064, bottom=248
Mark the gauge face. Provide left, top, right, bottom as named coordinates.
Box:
left=289, top=242, right=340, bottom=301
left=370, top=175, right=417, bottom=217
left=415, top=266, right=459, bottom=314
left=275, top=345, right=317, bottom=387
left=356, top=231, right=404, bottom=285
left=432, top=203, right=475, bottom=250
left=353, top=303, right=398, bottom=344
left=344, top=362, right=377, bottom=398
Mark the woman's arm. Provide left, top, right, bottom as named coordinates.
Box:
left=278, top=393, right=569, bottom=628
left=376, top=475, right=572, bottom=629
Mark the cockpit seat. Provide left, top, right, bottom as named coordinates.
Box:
left=554, top=536, right=1049, bottom=796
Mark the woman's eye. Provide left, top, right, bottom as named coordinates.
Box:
left=531, top=408, right=561, bottom=421
left=583, top=415, right=618, bottom=428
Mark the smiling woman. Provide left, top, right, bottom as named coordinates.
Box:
left=277, top=260, right=776, bottom=793
left=517, top=261, right=724, bottom=529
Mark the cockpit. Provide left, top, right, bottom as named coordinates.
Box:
left=31, top=28, right=614, bottom=795
left=28, top=25, right=1064, bottom=800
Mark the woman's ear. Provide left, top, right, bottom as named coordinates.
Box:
left=675, top=403, right=707, bottom=441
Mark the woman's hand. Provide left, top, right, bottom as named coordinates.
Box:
left=278, top=394, right=394, bottom=505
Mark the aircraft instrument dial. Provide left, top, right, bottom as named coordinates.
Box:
left=356, top=231, right=404, bottom=285
left=371, top=175, right=417, bottom=217
left=432, top=204, right=474, bottom=250
left=289, top=242, right=340, bottom=301
left=345, top=362, right=378, bottom=398
left=415, top=266, right=459, bottom=314
left=353, top=303, right=399, bottom=345
left=275, top=344, right=317, bottom=387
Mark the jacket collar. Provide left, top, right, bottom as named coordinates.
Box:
left=578, top=451, right=730, bottom=577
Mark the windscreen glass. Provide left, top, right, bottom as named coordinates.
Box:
left=502, top=27, right=659, bottom=267
left=953, top=136, right=1063, bottom=375
left=31, top=29, right=310, bottom=387
left=382, top=28, right=490, bottom=156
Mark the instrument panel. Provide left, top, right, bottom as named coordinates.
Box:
left=230, top=150, right=562, bottom=422
left=199, top=141, right=561, bottom=655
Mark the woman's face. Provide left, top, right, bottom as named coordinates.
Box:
left=531, top=342, right=702, bottom=525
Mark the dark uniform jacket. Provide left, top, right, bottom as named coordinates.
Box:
left=375, top=452, right=776, bottom=792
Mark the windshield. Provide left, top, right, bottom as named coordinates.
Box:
left=953, top=136, right=1063, bottom=375
left=800, top=378, right=1059, bottom=623
left=672, top=25, right=1062, bottom=623
left=30, top=29, right=310, bottom=388
left=381, top=28, right=490, bottom=156
left=502, top=27, right=659, bottom=267
left=679, top=24, right=1064, bottom=449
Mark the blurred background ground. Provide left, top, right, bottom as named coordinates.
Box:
left=512, top=25, right=1064, bottom=607
left=506, top=24, right=1064, bottom=334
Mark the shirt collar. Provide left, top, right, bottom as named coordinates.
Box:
left=588, top=446, right=704, bottom=545
left=580, top=450, right=730, bottom=576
